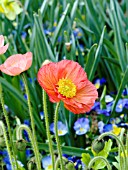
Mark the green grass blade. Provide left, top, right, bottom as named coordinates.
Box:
left=88, top=26, right=106, bottom=81
left=111, top=66, right=128, bottom=115
left=75, top=18, right=94, bottom=34
left=52, top=3, right=70, bottom=47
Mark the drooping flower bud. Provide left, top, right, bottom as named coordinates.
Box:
left=0, top=136, right=5, bottom=147
left=92, top=139, right=105, bottom=154
left=16, top=139, right=27, bottom=151
left=27, top=157, right=37, bottom=170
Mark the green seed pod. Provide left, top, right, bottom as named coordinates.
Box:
left=0, top=136, right=5, bottom=147
left=27, top=157, right=36, bottom=170
left=92, top=139, right=105, bottom=154
left=16, top=139, right=27, bottom=151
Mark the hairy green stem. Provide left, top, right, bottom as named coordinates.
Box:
left=87, top=156, right=111, bottom=170
left=22, top=74, right=41, bottom=170
left=0, top=121, right=15, bottom=170
left=43, top=90, right=55, bottom=168
left=119, top=128, right=125, bottom=170
left=16, top=125, right=40, bottom=169
left=54, top=102, right=64, bottom=170
left=0, top=83, right=18, bottom=169
left=55, top=157, right=68, bottom=169
left=98, top=131, right=127, bottom=170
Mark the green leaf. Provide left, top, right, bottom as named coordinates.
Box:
left=88, top=26, right=106, bottom=81
left=92, top=139, right=113, bottom=169
left=111, top=66, right=128, bottom=115
left=75, top=18, right=94, bottom=34
left=85, top=43, right=97, bottom=76
left=100, top=85, right=106, bottom=109
left=27, top=142, right=92, bottom=157
left=81, top=153, right=91, bottom=167
left=102, top=56, right=120, bottom=67
left=112, top=162, right=119, bottom=169
left=52, top=3, right=70, bottom=47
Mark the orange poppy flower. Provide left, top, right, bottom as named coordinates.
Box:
left=0, top=52, right=32, bottom=76
left=0, top=35, right=9, bottom=55
left=37, top=60, right=98, bottom=114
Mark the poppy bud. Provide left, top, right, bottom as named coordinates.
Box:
left=41, top=60, right=51, bottom=67
left=0, top=136, right=5, bottom=147
left=27, top=157, right=36, bottom=170
left=65, top=42, right=72, bottom=52
left=92, top=139, right=105, bottom=154
left=16, top=139, right=27, bottom=151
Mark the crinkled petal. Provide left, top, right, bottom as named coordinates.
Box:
left=0, top=44, right=9, bottom=55
left=0, top=35, right=4, bottom=47
left=37, top=62, right=60, bottom=102
left=24, top=52, right=33, bottom=71
left=63, top=80, right=98, bottom=114
left=57, top=60, right=87, bottom=89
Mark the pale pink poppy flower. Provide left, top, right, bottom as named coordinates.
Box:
left=0, top=52, right=32, bottom=76
left=0, top=35, right=9, bottom=55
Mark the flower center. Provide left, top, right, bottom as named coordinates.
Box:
left=47, top=165, right=52, bottom=169
left=57, top=78, right=76, bottom=98
left=58, top=130, right=63, bottom=135
left=80, top=127, right=84, bottom=132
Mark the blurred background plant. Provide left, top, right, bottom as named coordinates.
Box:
left=0, top=0, right=128, bottom=169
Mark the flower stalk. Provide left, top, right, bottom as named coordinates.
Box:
left=16, top=124, right=41, bottom=170
left=87, top=156, right=112, bottom=170
left=21, top=73, right=41, bottom=170
left=0, top=121, right=15, bottom=170
left=0, top=83, right=18, bottom=169
left=54, top=102, right=64, bottom=170
left=43, top=90, right=55, bottom=168
left=98, top=131, right=127, bottom=170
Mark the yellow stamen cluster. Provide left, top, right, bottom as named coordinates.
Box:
left=58, top=78, right=76, bottom=98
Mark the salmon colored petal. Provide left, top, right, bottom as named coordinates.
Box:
left=0, top=35, right=4, bottom=47
left=0, top=44, right=9, bottom=55
left=37, top=62, right=60, bottom=103
left=73, top=80, right=98, bottom=104
left=0, top=64, right=14, bottom=76
left=4, top=54, right=23, bottom=67
left=0, top=35, right=9, bottom=55
left=24, top=52, right=33, bottom=70
left=57, top=60, right=87, bottom=89
left=0, top=35, right=8, bottom=55
left=61, top=80, right=98, bottom=113
left=64, top=103, right=89, bottom=114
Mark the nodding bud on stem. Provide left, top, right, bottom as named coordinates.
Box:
left=27, top=157, right=37, bottom=170
left=41, top=60, right=51, bottom=67
left=16, top=139, right=27, bottom=151
left=0, top=136, right=5, bottom=147
left=92, top=139, right=105, bottom=154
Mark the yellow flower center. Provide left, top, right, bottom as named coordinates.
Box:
left=80, top=128, right=84, bottom=132
left=58, top=130, right=63, bottom=135
left=58, top=78, right=76, bottom=98
left=47, top=165, right=52, bottom=169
